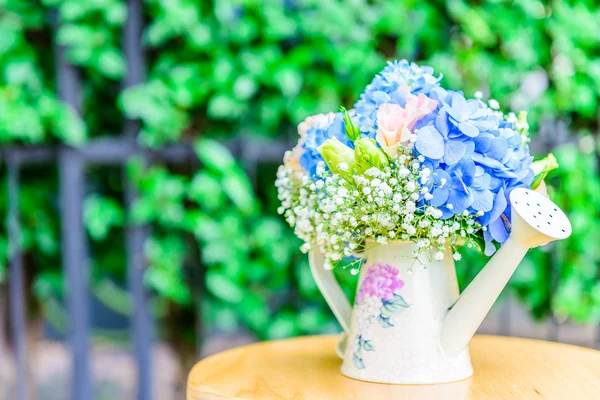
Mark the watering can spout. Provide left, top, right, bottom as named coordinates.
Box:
left=440, top=188, right=571, bottom=357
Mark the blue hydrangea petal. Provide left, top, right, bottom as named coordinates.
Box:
left=489, top=217, right=509, bottom=243
left=433, top=169, right=451, bottom=185
left=444, top=139, right=467, bottom=165
left=489, top=176, right=503, bottom=191
left=473, top=135, right=492, bottom=153
left=440, top=207, right=455, bottom=219
left=488, top=187, right=507, bottom=224
left=465, top=140, right=475, bottom=157
left=435, top=108, right=451, bottom=137
left=471, top=116, right=499, bottom=132
left=484, top=230, right=497, bottom=256
left=415, top=126, right=445, bottom=160
left=458, top=122, right=479, bottom=137
left=447, top=93, right=468, bottom=121
left=472, top=153, right=506, bottom=170
left=471, top=189, right=494, bottom=212
left=430, top=187, right=450, bottom=207
left=452, top=158, right=476, bottom=186
left=472, top=172, right=492, bottom=189
left=447, top=188, right=474, bottom=214
left=486, top=137, right=509, bottom=160
left=495, top=170, right=518, bottom=179
left=372, top=91, right=391, bottom=104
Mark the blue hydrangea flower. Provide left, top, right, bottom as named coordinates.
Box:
left=413, top=90, right=533, bottom=253
left=354, top=60, right=442, bottom=135
left=300, top=113, right=354, bottom=177
left=446, top=92, right=499, bottom=137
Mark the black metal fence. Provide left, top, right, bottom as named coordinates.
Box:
left=0, top=1, right=293, bottom=398
left=3, top=1, right=151, bottom=398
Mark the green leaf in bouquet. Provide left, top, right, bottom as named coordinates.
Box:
left=531, top=153, right=559, bottom=189
left=341, top=106, right=360, bottom=141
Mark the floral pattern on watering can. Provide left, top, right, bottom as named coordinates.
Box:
left=352, top=263, right=410, bottom=369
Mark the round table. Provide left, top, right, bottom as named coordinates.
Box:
left=187, top=335, right=600, bottom=399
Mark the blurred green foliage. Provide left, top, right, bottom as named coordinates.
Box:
left=0, top=0, right=599, bottom=344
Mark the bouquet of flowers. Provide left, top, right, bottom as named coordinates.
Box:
left=276, top=60, right=557, bottom=270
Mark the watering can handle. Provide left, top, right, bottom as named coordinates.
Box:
left=308, top=245, right=352, bottom=334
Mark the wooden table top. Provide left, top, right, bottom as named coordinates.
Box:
left=187, top=334, right=600, bottom=400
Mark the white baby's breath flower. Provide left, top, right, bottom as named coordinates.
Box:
left=453, top=252, right=462, bottom=261
left=377, top=236, right=388, bottom=244
left=488, top=99, right=500, bottom=110
left=434, top=251, right=444, bottom=261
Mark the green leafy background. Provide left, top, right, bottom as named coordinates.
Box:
left=1, top=0, right=599, bottom=349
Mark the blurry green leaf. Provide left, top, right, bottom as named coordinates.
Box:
left=222, top=173, right=257, bottom=215
left=193, top=138, right=236, bottom=172
left=206, top=270, right=244, bottom=303
left=84, top=194, right=124, bottom=241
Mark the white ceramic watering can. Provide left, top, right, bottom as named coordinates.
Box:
left=309, top=188, right=571, bottom=384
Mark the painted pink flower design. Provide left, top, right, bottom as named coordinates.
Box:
left=357, top=263, right=405, bottom=303
left=352, top=263, right=409, bottom=369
